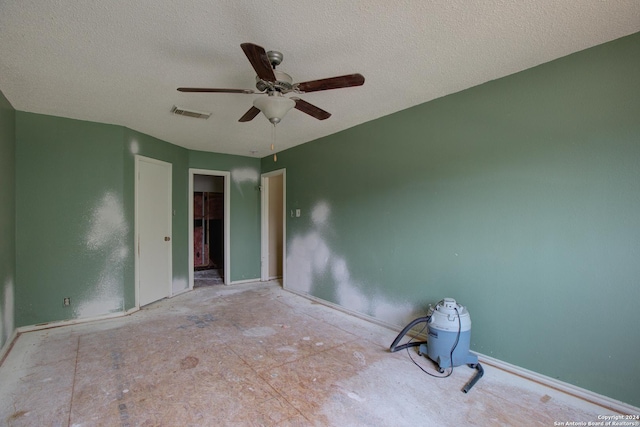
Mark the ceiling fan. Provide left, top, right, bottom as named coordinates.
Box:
left=177, top=43, right=365, bottom=125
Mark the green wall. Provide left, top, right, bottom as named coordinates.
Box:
left=123, top=128, right=190, bottom=297
left=16, top=113, right=127, bottom=326
left=189, top=150, right=261, bottom=282
left=13, top=115, right=262, bottom=327
left=6, top=31, right=639, bottom=406
left=262, top=32, right=640, bottom=406
left=0, top=90, right=16, bottom=351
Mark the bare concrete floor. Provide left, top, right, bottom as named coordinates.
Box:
left=194, top=268, right=224, bottom=288
left=0, top=281, right=623, bottom=426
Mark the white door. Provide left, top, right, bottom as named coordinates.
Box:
left=136, top=156, right=172, bottom=306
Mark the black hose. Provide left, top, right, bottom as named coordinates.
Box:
left=462, top=363, right=484, bottom=393
left=391, top=308, right=483, bottom=393
left=389, top=316, right=431, bottom=352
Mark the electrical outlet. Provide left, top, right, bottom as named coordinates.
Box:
left=63, top=297, right=71, bottom=307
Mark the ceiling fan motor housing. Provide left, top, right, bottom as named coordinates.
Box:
left=255, top=70, right=293, bottom=93
left=266, top=50, right=283, bottom=67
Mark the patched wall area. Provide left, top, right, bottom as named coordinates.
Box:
left=262, top=33, right=640, bottom=407
left=123, top=129, right=190, bottom=300
left=287, top=200, right=416, bottom=325
left=189, top=151, right=262, bottom=282
left=13, top=116, right=264, bottom=329
left=15, top=113, right=127, bottom=326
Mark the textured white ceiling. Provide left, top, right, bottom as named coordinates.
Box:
left=1, top=1, right=639, bottom=157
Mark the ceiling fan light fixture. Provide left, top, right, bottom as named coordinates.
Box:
left=253, top=94, right=295, bottom=125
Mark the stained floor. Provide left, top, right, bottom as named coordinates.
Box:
left=0, top=281, right=623, bottom=426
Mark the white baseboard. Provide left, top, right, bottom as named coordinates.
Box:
left=229, top=278, right=261, bottom=285
left=171, top=287, right=191, bottom=297
left=17, top=306, right=139, bottom=334
left=0, top=329, right=19, bottom=365
left=282, top=286, right=402, bottom=332
left=477, top=353, right=640, bottom=415
left=283, top=287, right=640, bottom=415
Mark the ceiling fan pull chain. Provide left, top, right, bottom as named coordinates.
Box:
left=271, top=124, right=275, bottom=151
left=272, top=124, right=277, bottom=162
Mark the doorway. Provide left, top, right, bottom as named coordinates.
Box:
left=261, top=169, right=286, bottom=285
left=188, top=169, right=230, bottom=289
left=135, top=155, right=172, bottom=307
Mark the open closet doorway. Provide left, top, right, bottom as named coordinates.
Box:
left=188, top=169, right=230, bottom=289
left=261, top=169, right=286, bottom=285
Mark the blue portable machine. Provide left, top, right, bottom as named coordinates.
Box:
left=420, top=298, right=477, bottom=370
left=389, top=298, right=484, bottom=393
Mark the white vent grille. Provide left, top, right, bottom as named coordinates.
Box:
left=171, top=105, right=211, bottom=119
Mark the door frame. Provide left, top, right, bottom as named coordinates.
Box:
left=188, top=169, right=231, bottom=288
left=134, top=155, right=173, bottom=308
left=260, top=168, right=286, bottom=286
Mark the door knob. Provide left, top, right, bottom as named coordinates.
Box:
left=164, top=236, right=171, bottom=241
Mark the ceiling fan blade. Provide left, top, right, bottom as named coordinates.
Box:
left=291, top=98, right=331, bottom=120
left=296, top=73, right=365, bottom=93
left=240, top=43, right=276, bottom=82
left=178, top=87, right=255, bottom=94
left=238, top=106, right=261, bottom=122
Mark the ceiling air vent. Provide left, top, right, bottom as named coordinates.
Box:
left=171, top=105, right=211, bottom=119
